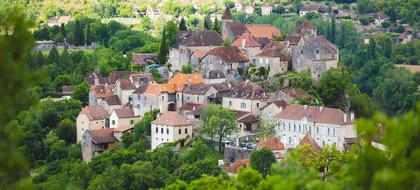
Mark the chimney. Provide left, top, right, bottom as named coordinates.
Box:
left=304, top=105, right=307, bottom=110
left=241, top=38, right=246, bottom=48
left=319, top=106, right=323, bottom=112
left=343, top=113, right=347, bottom=123
left=350, top=112, right=355, bottom=122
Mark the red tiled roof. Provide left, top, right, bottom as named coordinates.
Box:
left=231, top=32, right=260, bottom=47
left=104, top=95, right=121, bottom=105
left=91, top=84, right=115, bottom=98
left=284, top=35, right=302, bottom=45
left=275, top=104, right=352, bottom=125
left=168, top=73, right=204, bottom=85
left=294, top=21, right=315, bottom=34
left=80, top=106, right=109, bottom=120
left=222, top=7, right=233, bottom=19
left=245, top=24, right=281, bottom=39
left=264, top=41, right=288, bottom=49
left=298, top=134, right=321, bottom=151
left=113, top=125, right=134, bottom=132
left=151, top=111, right=192, bottom=126
left=205, top=46, right=249, bottom=64
left=260, top=100, right=289, bottom=110
left=131, top=53, right=158, bottom=66
left=227, top=22, right=248, bottom=37
left=113, top=108, right=135, bottom=118
left=258, top=136, right=285, bottom=150
left=119, top=79, right=136, bottom=90
left=88, top=128, right=117, bottom=144
left=255, top=48, right=289, bottom=60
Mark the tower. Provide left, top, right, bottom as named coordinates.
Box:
left=221, top=7, right=233, bottom=40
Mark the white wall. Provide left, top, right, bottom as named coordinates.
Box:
left=151, top=124, right=193, bottom=150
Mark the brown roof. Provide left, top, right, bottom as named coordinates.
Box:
left=258, top=136, right=285, bottom=150
left=231, top=32, right=260, bottom=47
left=395, top=64, right=420, bottom=73
left=192, top=50, right=209, bottom=59
left=298, top=134, right=321, bottom=151
left=84, top=72, right=109, bottom=85
left=80, top=106, right=109, bottom=120
left=130, top=73, right=154, bottom=84
left=151, top=111, right=192, bottom=126
left=91, top=84, right=115, bottom=98
left=233, top=159, right=251, bottom=173
left=308, top=36, right=338, bottom=54
left=284, top=35, right=302, bottom=45
left=227, top=22, right=248, bottom=37
left=179, top=102, right=202, bottom=111
left=245, top=24, right=281, bottom=39
left=132, top=53, right=158, bottom=66
left=205, top=46, right=249, bottom=64
left=264, top=41, right=288, bottom=49
left=222, top=7, right=233, bottom=19
left=206, top=70, right=226, bottom=79
left=104, top=95, right=121, bottom=105
left=182, top=31, right=223, bottom=47
left=168, top=73, right=204, bottom=85
left=237, top=113, right=258, bottom=124
left=110, top=71, right=135, bottom=84
left=183, top=83, right=213, bottom=95
left=87, top=128, right=117, bottom=144
left=294, top=21, right=315, bottom=34
left=113, top=108, right=135, bottom=118
left=119, top=79, right=136, bottom=90
left=224, top=81, right=268, bottom=100
left=113, top=125, right=134, bottom=132
left=280, top=88, right=312, bottom=100
left=260, top=100, right=289, bottom=110
left=276, top=104, right=352, bottom=125
left=255, top=48, right=290, bottom=60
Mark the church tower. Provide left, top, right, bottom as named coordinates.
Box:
left=221, top=7, right=233, bottom=40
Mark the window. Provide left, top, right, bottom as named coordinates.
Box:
left=316, top=126, right=319, bottom=134
left=177, top=94, right=179, bottom=99
left=161, top=96, right=165, bottom=101
left=256, top=102, right=260, bottom=108
left=241, top=102, right=246, bottom=108
left=259, top=58, right=263, bottom=64
left=300, top=50, right=303, bottom=54
left=112, top=120, right=115, bottom=125
left=288, top=124, right=291, bottom=131
left=178, top=128, right=181, bottom=134
left=265, top=58, right=269, bottom=64
left=185, top=128, right=188, bottom=134
left=96, top=121, right=98, bottom=124
left=166, top=128, right=169, bottom=134
left=144, top=96, right=147, bottom=100
left=333, top=128, right=336, bottom=136
left=229, top=101, right=232, bottom=106
left=155, top=127, right=158, bottom=133
left=309, top=126, right=311, bottom=132
left=138, top=95, right=141, bottom=100
left=197, top=97, right=199, bottom=102
left=294, top=125, right=296, bottom=132
left=328, top=128, right=330, bottom=136
left=130, top=120, right=134, bottom=124
left=299, top=125, right=301, bottom=133
left=161, top=128, right=163, bottom=134
left=288, top=137, right=292, bottom=143
left=187, top=96, right=191, bottom=101
left=316, top=50, right=319, bottom=53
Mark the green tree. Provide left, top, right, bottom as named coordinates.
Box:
left=178, top=159, right=222, bottom=182
left=212, top=17, right=221, bottom=34
left=180, top=63, right=193, bottom=74
left=250, top=148, right=276, bottom=176
left=330, top=15, right=336, bottom=43
left=72, top=82, right=90, bottom=105
left=47, top=46, right=60, bottom=64
left=60, top=23, right=66, bottom=39
left=52, top=74, right=71, bottom=91
left=200, top=105, right=237, bottom=152
left=85, top=24, right=92, bottom=46
left=74, top=20, right=85, bottom=46
left=203, top=15, right=211, bottom=30
left=316, top=68, right=353, bottom=110
left=56, top=118, right=76, bottom=144
left=87, top=166, right=123, bottom=190
left=158, top=27, right=168, bottom=64
left=179, top=17, right=187, bottom=31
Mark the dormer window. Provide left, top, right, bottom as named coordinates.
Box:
left=301, top=50, right=303, bottom=54
left=316, top=50, right=319, bottom=54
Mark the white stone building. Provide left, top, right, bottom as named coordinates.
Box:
left=76, top=106, right=109, bottom=142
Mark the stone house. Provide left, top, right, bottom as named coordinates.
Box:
left=299, top=5, right=327, bottom=17
left=367, top=13, right=389, bottom=27
left=204, top=70, right=227, bottom=84
left=259, top=100, right=288, bottom=119
left=222, top=81, right=268, bottom=116
left=255, top=47, right=290, bottom=77
left=88, top=84, right=114, bottom=106
left=114, top=79, right=136, bottom=106
left=276, top=88, right=313, bottom=103
left=109, top=71, right=135, bottom=84
left=275, top=104, right=356, bottom=151
left=132, top=83, right=179, bottom=116
left=293, top=21, right=317, bottom=39
left=284, top=35, right=304, bottom=47
left=151, top=111, right=193, bottom=150
left=109, top=108, right=140, bottom=129
left=257, top=136, right=286, bottom=160
left=129, top=73, right=154, bottom=87
left=231, top=32, right=262, bottom=60
left=292, top=36, right=339, bottom=81
left=99, top=95, right=122, bottom=114
left=82, top=128, right=117, bottom=162
left=177, top=83, right=230, bottom=109
left=235, top=111, right=259, bottom=136
left=397, top=28, right=413, bottom=44
left=113, top=125, right=134, bottom=141
left=169, top=31, right=223, bottom=71
left=76, top=106, right=109, bottom=142
left=131, top=53, right=158, bottom=68
left=200, top=46, right=250, bottom=79
left=84, top=72, right=109, bottom=86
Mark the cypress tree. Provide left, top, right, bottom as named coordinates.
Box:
left=47, top=46, right=60, bottom=64
left=179, top=17, right=187, bottom=31
left=330, top=15, right=336, bottom=44
left=86, top=24, right=92, bottom=46
left=203, top=15, right=211, bottom=30
left=158, top=27, right=168, bottom=64
left=212, top=17, right=221, bottom=34
left=60, top=23, right=66, bottom=38
left=74, top=20, right=84, bottom=46
left=367, top=37, right=376, bottom=60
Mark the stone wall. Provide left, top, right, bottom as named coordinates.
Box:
left=223, top=145, right=252, bottom=163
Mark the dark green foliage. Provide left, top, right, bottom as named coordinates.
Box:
left=178, top=159, right=222, bottom=182
left=85, top=24, right=92, bottom=46
left=212, top=17, right=221, bottom=34
left=60, top=23, right=66, bottom=38
left=179, top=17, right=187, bottom=31
left=180, top=64, right=193, bottom=74
left=72, top=82, right=90, bottom=105
left=56, top=118, right=76, bottom=144
left=203, top=15, right=211, bottom=30
left=74, top=20, right=85, bottom=46
left=47, top=46, right=60, bottom=64
left=250, top=148, right=276, bottom=176
left=158, top=27, right=168, bottom=64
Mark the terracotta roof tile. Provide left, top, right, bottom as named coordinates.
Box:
left=179, top=102, right=202, bottom=111
left=276, top=104, right=353, bottom=125
left=258, top=136, right=285, bottom=150
left=151, top=111, right=192, bottom=126
left=298, top=134, right=321, bottom=151
left=224, top=81, right=268, bottom=99
left=168, top=73, right=204, bottom=85
left=113, top=108, right=135, bottom=118
left=87, top=128, right=117, bottom=144
left=205, top=46, right=249, bottom=64
left=245, top=24, right=281, bottom=39
left=260, top=100, right=289, bottom=110
left=119, top=79, right=136, bottom=90
left=222, top=7, right=233, bottom=19
left=231, top=32, right=260, bottom=47
left=132, top=53, right=158, bottom=66
left=113, top=125, right=134, bottom=132
left=192, top=50, right=209, bottom=59
left=104, top=95, right=121, bottom=105
left=80, top=106, right=109, bottom=120
left=227, top=22, right=248, bottom=37
left=256, top=48, right=290, bottom=60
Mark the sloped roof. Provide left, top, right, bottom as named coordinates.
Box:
left=245, top=24, right=281, bottom=39
left=151, top=111, right=192, bottom=126
left=307, top=36, right=338, bottom=54
left=119, top=79, right=136, bottom=90
left=237, top=113, right=258, bottom=124
left=133, top=83, right=149, bottom=94
left=222, top=7, right=233, bottom=19
left=284, top=35, right=302, bottom=45
left=168, top=73, right=204, bottom=85
left=264, top=41, right=288, bottom=49
left=113, top=108, right=135, bottom=118
left=183, top=83, right=213, bottom=95
left=87, top=128, right=117, bottom=144
left=260, top=100, right=289, bottom=110
left=224, top=81, right=268, bottom=100
left=279, top=88, right=312, bottom=100
left=110, top=71, right=135, bottom=84
left=205, top=46, right=249, bottom=64
left=130, top=73, right=154, bottom=84
left=301, top=5, right=327, bottom=12
left=132, top=53, right=158, bottom=66
left=298, top=134, right=321, bottom=151
left=255, top=48, right=290, bottom=60
left=227, top=22, right=248, bottom=37
left=258, top=136, right=285, bottom=150
left=182, top=31, right=223, bottom=47
left=192, top=50, right=209, bottom=59
left=206, top=70, right=226, bottom=79
left=231, top=32, right=260, bottom=47
left=104, top=95, right=121, bottom=105
left=294, top=21, right=315, bottom=34
left=80, top=106, right=109, bottom=120
left=113, top=125, right=134, bottom=132
left=179, top=102, right=202, bottom=112
left=275, top=104, right=352, bottom=125
left=91, top=84, right=115, bottom=98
